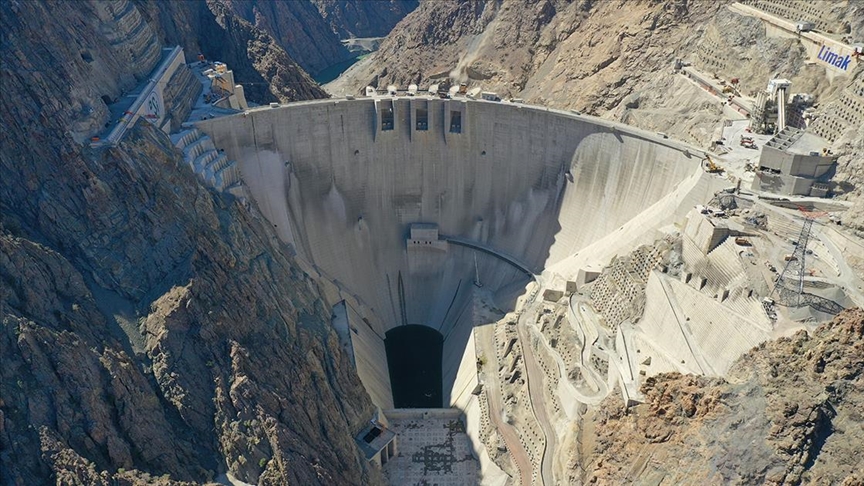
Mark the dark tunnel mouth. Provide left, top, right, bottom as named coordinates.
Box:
left=384, top=324, right=444, bottom=408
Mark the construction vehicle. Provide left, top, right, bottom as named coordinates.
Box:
left=703, top=155, right=724, bottom=174
left=481, top=91, right=501, bottom=101
left=436, top=80, right=452, bottom=98
left=796, top=21, right=814, bottom=33
left=722, top=85, right=735, bottom=94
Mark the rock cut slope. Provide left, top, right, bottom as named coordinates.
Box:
left=567, top=308, right=864, bottom=485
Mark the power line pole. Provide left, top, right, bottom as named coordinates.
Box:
left=772, top=214, right=815, bottom=307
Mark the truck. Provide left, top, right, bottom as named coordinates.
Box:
left=796, top=21, right=814, bottom=32
left=481, top=91, right=501, bottom=102
left=436, top=81, right=452, bottom=98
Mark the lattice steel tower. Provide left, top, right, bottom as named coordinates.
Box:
left=772, top=215, right=815, bottom=307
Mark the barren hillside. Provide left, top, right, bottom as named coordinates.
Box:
left=328, top=0, right=728, bottom=115
left=568, top=308, right=864, bottom=485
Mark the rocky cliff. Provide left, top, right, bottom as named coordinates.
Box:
left=134, top=0, right=416, bottom=88
left=328, top=0, right=726, bottom=108
left=133, top=0, right=328, bottom=103
left=565, top=308, right=864, bottom=485
left=311, top=0, right=419, bottom=39
left=0, top=1, right=380, bottom=485
left=215, top=0, right=352, bottom=77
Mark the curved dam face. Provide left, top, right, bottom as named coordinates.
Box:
left=197, top=98, right=706, bottom=409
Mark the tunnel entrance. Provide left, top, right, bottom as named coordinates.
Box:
left=385, top=325, right=443, bottom=408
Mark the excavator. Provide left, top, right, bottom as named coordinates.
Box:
left=703, top=154, right=724, bottom=174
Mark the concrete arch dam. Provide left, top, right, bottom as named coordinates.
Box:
left=196, top=98, right=707, bottom=410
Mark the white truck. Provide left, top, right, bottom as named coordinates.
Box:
left=796, top=21, right=814, bottom=32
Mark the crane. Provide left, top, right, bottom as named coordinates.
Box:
left=703, top=155, right=724, bottom=174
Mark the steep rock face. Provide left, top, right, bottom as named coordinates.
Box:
left=0, top=122, right=379, bottom=485
left=136, top=0, right=417, bottom=89
left=1, top=1, right=376, bottom=484
left=328, top=0, right=723, bottom=106
left=1, top=0, right=163, bottom=142
left=333, top=0, right=495, bottom=87
left=134, top=0, right=327, bottom=103
left=201, top=0, right=329, bottom=102
left=218, top=0, right=351, bottom=76
left=311, top=0, right=419, bottom=38
left=567, top=308, right=864, bottom=485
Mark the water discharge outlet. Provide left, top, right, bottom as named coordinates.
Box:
left=384, top=325, right=443, bottom=408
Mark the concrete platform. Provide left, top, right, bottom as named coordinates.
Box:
left=382, top=410, right=479, bottom=486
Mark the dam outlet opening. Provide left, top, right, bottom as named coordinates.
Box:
left=385, top=325, right=443, bottom=408
left=194, top=97, right=711, bottom=415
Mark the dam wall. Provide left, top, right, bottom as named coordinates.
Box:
left=196, top=98, right=706, bottom=407
left=333, top=300, right=394, bottom=409
left=198, top=98, right=703, bottom=325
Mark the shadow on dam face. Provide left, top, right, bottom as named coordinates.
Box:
left=385, top=325, right=444, bottom=408
left=195, top=97, right=708, bottom=410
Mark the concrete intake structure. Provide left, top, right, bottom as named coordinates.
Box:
left=195, top=98, right=713, bottom=411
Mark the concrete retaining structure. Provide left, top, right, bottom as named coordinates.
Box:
left=731, top=2, right=860, bottom=81
left=195, top=97, right=709, bottom=413
left=92, top=46, right=186, bottom=146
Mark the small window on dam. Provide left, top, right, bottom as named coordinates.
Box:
left=449, top=111, right=462, bottom=133
left=416, top=108, right=428, bottom=130
left=385, top=325, right=443, bottom=408
left=381, top=107, right=394, bottom=131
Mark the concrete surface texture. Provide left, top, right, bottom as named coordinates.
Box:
left=381, top=410, right=479, bottom=486
left=197, top=97, right=706, bottom=403
left=198, top=98, right=702, bottom=326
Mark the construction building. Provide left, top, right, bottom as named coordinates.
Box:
left=751, top=127, right=835, bottom=196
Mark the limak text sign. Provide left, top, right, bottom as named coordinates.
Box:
left=816, top=45, right=853, bottom=72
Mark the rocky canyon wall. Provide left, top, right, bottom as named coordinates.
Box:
left=311, top=0, right=419, bottom=39
left=0, top=1, right=380, bottom=484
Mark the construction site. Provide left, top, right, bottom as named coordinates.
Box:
left=6, top=0, right=864, bottom=484
left=186, top=90, right=862, bottom=486
left=88, top=2, right=863, bottom=485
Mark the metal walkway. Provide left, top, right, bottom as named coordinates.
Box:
left=442, top=235, right=537, bottom=279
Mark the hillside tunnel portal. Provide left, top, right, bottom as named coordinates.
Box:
left=194, top=97, right=709, bottom=411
